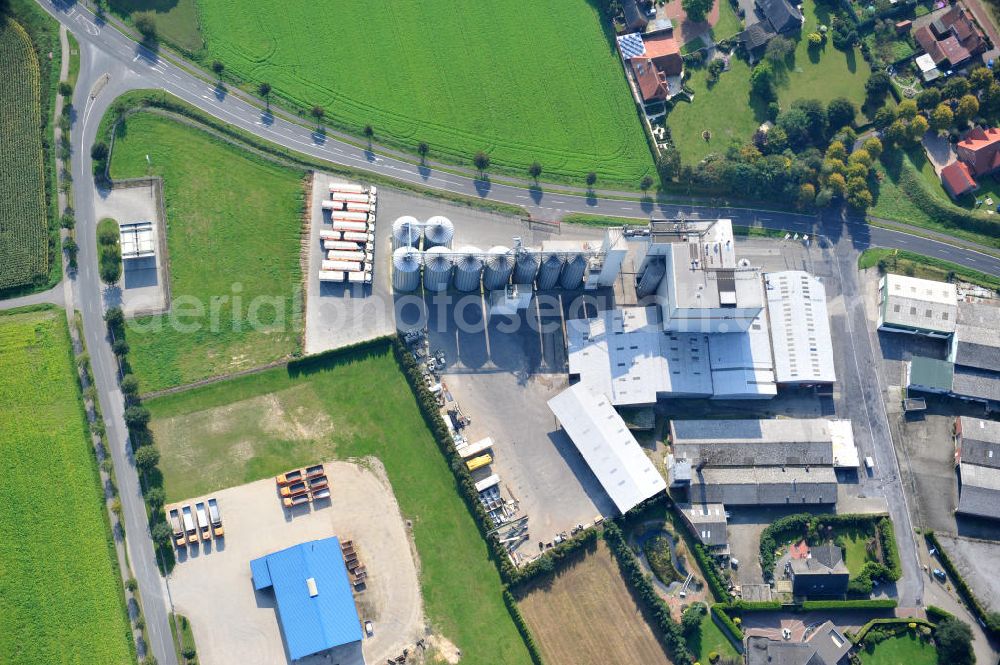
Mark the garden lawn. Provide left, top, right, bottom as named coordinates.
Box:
left=145, top=344, right=532, bottom=665
left=776, top=0, right=870, bottom=115
left=667, top=57, right=761, bottom=163
left=109, top=113, right=305, bottom=392
left=832, top=526, right=876, bottom=577
left=189, top=0, right=654, bottom=185
left=687, top=609, right=740, bottom=665
left=0, top=307, right=133, bottom=665
left=859, top=632, right=938, bottom=665
left=711, top=0, right=744, bottom=41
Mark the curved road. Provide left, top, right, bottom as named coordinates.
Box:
left=30, top=2, right=998, bottom=665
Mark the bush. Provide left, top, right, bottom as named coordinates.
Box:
left=935, top=616, right=974, bottom=665
left=712, top=604, right=744, bottom=641
left=801, top=599, right=897, bottom=611
left=502, top=591, right=544, bottom=665
left=134, top=445, right=160, bottom=472
left=926, top=605, right=955, bottom=624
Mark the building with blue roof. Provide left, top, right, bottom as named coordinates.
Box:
left=250, top=537, right=363, bottom=661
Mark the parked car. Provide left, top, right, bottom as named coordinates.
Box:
left=364, top=620, right=374, bottom=637
left=932, top=568, right=947, bottom=582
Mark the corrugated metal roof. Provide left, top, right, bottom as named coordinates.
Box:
left=249, top=538, right=362, bottom=660
left=548, top=383, right=666, bottom=514
left=765, top=271, right=836, bottom=384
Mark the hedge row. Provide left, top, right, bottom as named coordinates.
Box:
left=850, top=617, right=934, bottom=645
left=926, top=605, right=955, bottom=624
left=712, top=604, right=745, bottom=642
left=925, top=531, right=1000, bottom=637
left=758, top=513, right=812, bottom=580
left=800, top=599, right=897, bottom=611
left=896, top=162, right=1000, bottom=241
left=502, top=591, right=545, bottom=665
left=511, top=529, right=599, bottom=590
left=604, top=522, right=694, bottom=665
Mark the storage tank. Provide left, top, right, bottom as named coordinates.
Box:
left=322, top=259, right=362, bottom=272
left=423, top=216, right=455, bottom=249
left=453, top=247, right=483, bottom=292
left=392, top=246, right=423, bottom=292
left=331, top=192, right=370, bottom=203
left=513, top=250, right=540, bottom=285
left=332, top=220, right=369, bottom=233
left=483, top=246, right=515, bottom=291
left=392, top=216, right=422, bottom=250
left=330, top=211, right=369, bottom=223
left=328, top=183, right=366, bottom=194
left=559, top=253, right=587, bottom=289
left=636, top=259, right=666, bottom=298
left=536, top=252, right=565, bottom=290
left=423, top=246, right=453, bottom=292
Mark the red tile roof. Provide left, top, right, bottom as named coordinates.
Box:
left=941, top=160, right=977, bottom=198
left=790, top=540, right=810, bottom=560
left=957, top=127, right=1000, bottom=175
left=938, top=35, right=971, bottom=66
left=632, top=57, right=669, bottom=102
left=915, top=5, right=985, bottom=65
left=642, top=33, right=684, bottom=76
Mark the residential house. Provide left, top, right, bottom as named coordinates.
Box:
left=940, top=127, right=1000, bottom=198
left=746, top=621, right=852, bottom=665
left=913, top=4, right=986, bottom=70
left=740, top=0, right=804, bottom=52
left=623, top=0, right=650, bottom=33
left=789, top=542, right=850, bottom=596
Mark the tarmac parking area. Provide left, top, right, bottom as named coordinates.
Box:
left=167, top=460, right=423, bottom=665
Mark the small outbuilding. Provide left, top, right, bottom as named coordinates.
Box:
left=790, top=542, right=849, bottom=596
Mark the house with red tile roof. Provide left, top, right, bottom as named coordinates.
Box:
left=939, top=126, right=1000, bottom=198
left=622, top=31, right=684, bottom=103
left=632, top=57, right=670, bottom=102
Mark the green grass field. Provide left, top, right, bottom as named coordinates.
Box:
left=859, top=632, right=938, bottom=665
left=687, top=608, right=740, bottom=664
left=858, top=248, right=1000, bottom=291
left=109, top=0, right=204, bottom=53
left=667, top=57, right=762, bottom=163
left=0, top=16, right=49, bottom=291
left=0, top=307, right=133, bottom=665
left=832, top=527, right=876, bottom=577
left=135, top=0, right=654, bottom=185
left=109, top=113, right=305, bottom=392
left=145, top=345, right=532, bottom=665
left=776, top=0, right=869, bottom=114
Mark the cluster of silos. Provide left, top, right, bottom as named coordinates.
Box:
left=423, top=216, right=455, bottom=249
left=391, top=215, right=455, bottom=251
left=423, top=246, right=454, bottom=292
left=392, top=216, right=422, bottom=250
left=483, top=246, right=515, bottom=291
left=536, top=252, right=565, bottom=290
left=453, top=248, right=484, bottom=292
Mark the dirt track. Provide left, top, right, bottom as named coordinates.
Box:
left=517, top=541, right=672, bottom=665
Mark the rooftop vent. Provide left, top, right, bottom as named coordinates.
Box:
left=306, top=577, right=318, bottom=597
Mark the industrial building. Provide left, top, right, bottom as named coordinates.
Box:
left=677, top=502, right=729, bottom=551
left=567, top=221, right=835, bottom=405
left=547, top=382, right=666, bottom=514
left=955, top=416, right=1000, bottom=520
left=906, top=300, right=1000, bottom=406
left=877, top=273, right=958, bottom=338
left=789, top=542, right=850, bottom=596
left=250, top=538, right=363, bottom=661
left=668, top=418, right=851, bottom=506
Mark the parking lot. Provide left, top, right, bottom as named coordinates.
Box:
left=167, top=460, right=423, bottom=665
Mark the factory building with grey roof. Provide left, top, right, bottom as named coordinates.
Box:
left=955, top=416, right=1000, bottom=520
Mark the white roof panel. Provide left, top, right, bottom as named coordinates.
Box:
left=766, top=271, right=836, bottom=384
left=548, top=383, right=666, bottom=514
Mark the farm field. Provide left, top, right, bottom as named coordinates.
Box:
left=858, top=632, right=938, bottom=665
left=516, top=540, right=672, bottom=665
left=0, top=307, right=133, bottom=664
left=109, top=0, right=203, bottom=53
left=183, top=0, right=653, bottom=185
left=145, top=344, right=532, bottom=665
left=108, top=113, right=305, bottom=392
left=0, top=16, right=49, bottom=292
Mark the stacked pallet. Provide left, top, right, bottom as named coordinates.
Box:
left=318, top=183, right=377, bottom=285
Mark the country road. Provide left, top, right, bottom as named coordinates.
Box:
left=20, top=2, right=1000, bottom=665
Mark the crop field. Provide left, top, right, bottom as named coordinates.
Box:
left=109, top=113, right=305, bottom=392
left=0, top=17, right=48, bottom=291
left=517, top=540, right=672, bottom=665
left=0, top=307, right=133, bottom=664
left=145, top=344, right=532, bottom=665
left=188, top=0, right=654, bottom=184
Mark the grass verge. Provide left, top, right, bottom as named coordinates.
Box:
left=858, top=247, right=1000, bottom=292
left=686, top=608, right=740, bottom=665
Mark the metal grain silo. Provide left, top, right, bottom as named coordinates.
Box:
left=559, top=253, right=587, bottom=290
left=513, top=250, right=540, bottom=285
left=422, top=246, right=453, bottom=292
left=536, top=252, right=565, bottom=290
left=392, top=216, right=422, bottom=250
left=636, top=258, right=666, bottom=298
left=453, top=246, right=483, bottom=293
left=483, top=246, right=515, bottom=291
left=423, top=215, right=455, bottom=249
left=392, top=246, right=423, bottom=292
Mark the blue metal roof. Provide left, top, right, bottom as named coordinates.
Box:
left=249, top=537, right=362, bottom=660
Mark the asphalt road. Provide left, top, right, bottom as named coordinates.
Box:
left=28, top=0, right=1000, bottom=661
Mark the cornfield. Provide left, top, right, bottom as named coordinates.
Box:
left=0, top=17, right=48, bottom=290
